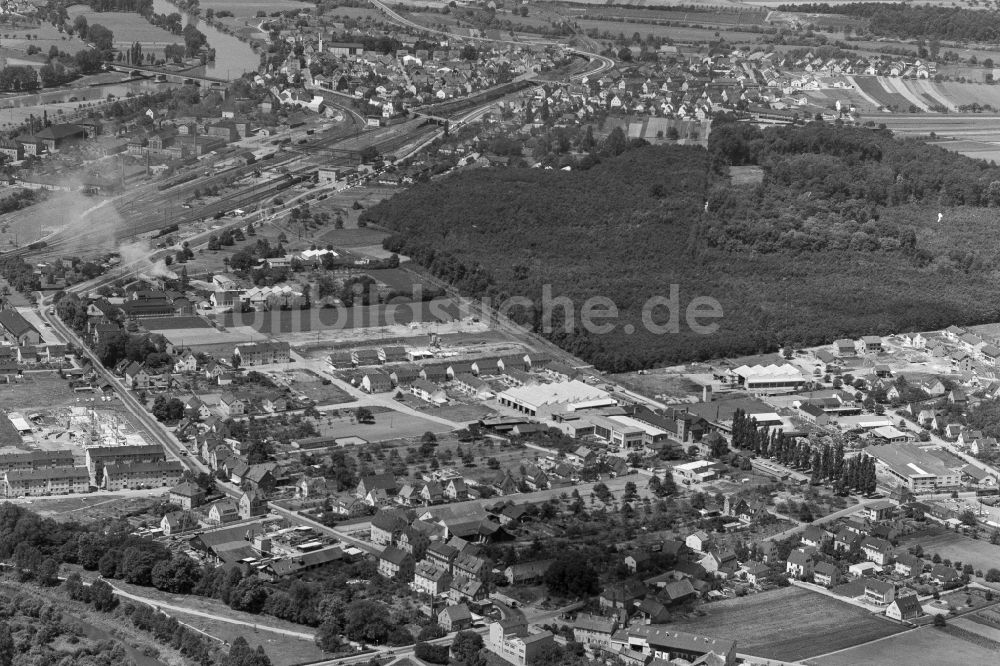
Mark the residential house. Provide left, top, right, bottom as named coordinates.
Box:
left=449, top=575, right=487, bottom=604
left=504, top=560, right=553, bottom=585
left=370, top=509, right=409, bottom=546
left=685, top=531, right=712, bottom=553
left=296, top=476, right=336, bottom=499
left=573, top=614, right=617, bottom=649
left=218, top=393, right=246, bottom=417
left=930, top=564, right=960, bottom=584
left=206, top=499, right=239, bottom=525
left=439, top=604, right=473, bottom=632
left=168, top=481, right=205, bottom=510
left=862, top=500, right=896, bottom=522
left=886, top=594, right=923, bottom=621
left=599, top=580, right=647, bottom=611
left=413, top=561, right=452, bottom=595
left=813, top=562, right=840, bottom=587
left=741, top=562, right=771, bottom=585
left=864, top=578, right=895, bottom=605
left=894, top=553, right=925, bottom=578
left=800, top=525, right=830, bottom=549
left=238, top=489, right=267, bottom=519
left=444, top=477, right=468, bottom=501
left=357, top=472, right=397, bottom=499
left=786, top=550, right=814, bottom=578
left=378, top=546, right=410, bottom=579
left=861, top=536, right=894, bottom=565
left=411, top=379, right=447, bottom=404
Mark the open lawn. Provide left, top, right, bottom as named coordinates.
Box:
left=899, top=526, right=1000, bottom=572
left=668, top=587, right=906, bottom=661
left=0, top=21, right=89, bottom=57
left=27, top=493, right=166, bottom=523
left=929, top=80, right=1000, bottom=109
left=65, top=7, right=183, bottom=49
left=729, top=166, right=764, bottom=185
left=315, top=407, right=454, bottom=441
left=162, top=606, right=326, bottom=666
left=0, top=373, right=82, bottom=411
left=90, top=575, right=321, bottom=643
left=807, top=625, right=998, bottom=665
left=609, top=368, right=705, bottom=402
left=424, top=402, right=497, bottom=423
left=201, top=0, right=311, bottom=16
left=281, top=371, right=356, bottom=406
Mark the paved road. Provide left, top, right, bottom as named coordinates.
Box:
left=368, top=0, right=614, bottom=81
left=268, top=503, right=383, bottom=556
left=287, top=351, right=466, bottom=429
left=39, top=298, right=209, bottom=478
left=765, top=497, right=876, bottom=543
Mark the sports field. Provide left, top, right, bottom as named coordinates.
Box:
left=668, top=587, right=906, bottom=661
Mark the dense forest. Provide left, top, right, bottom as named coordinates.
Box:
left=367, top=119, right=1000, bottom=371
left=778, top=3, right=1000, bottom=41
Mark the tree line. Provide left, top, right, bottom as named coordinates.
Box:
left=731, top=410, right=877, bottom=494
left=0, top=502, right=437, bottom=656
left=777, top=3, right=1000, bottom=42
left=367, top=124, right=1000, bottom=370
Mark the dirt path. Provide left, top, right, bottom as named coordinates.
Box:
left=106, top=582, right=316, bottom=640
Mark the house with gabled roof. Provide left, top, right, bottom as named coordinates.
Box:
left=504, top=560, right=553, bottom=585
left=378, top=546, right=410, bottom=579
left=786, top=549, right=814, bottom=578
left=886, top=594, right=923, bottom=621
left=449, top=574, right=487, bottom=603
left=813, top=561, right=840, bottom=587
left=599, top=579, right=647, bottom=610
left=0, top=310, right=41, bottom=346
left=370, top=508, right=410, bottom=546
left=864, top=577, right=895, bottom=605
left=439, top=603, right=473, bottom=632
left=206, top=499, right=239, bottom=525
left=800, top=525, right=830, bottom=549
left=357, top=472, right=397, bottom=499
left=413, top=561, right=452, bottom=595
left=861, top=536, right=893, bottom=565
left=740, top=562, right=771, bottom=586
left=168, top=481, right=205, bottom=510
left=573, top=614, right=618, bottom=648
left=443, top=477, right=468, bottom=501
left=894, top=553, right=925, bottom=577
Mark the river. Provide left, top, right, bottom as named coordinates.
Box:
left=151, top=0, right=258, bottom=80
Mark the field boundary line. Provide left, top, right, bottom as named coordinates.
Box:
left=804, top=624, right=918, bottom=662
left=846, top=75, right=885, bottom=110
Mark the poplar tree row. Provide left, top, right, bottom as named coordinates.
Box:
left=731, top=410, right=877, bottom=494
